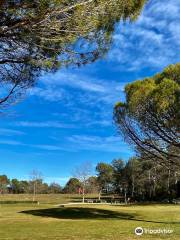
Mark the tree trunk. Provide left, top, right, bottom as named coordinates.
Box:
left=98, top=189, right=101, bottom=201
left=131, top=175, right=135, bottom=197
left=148, top=170, right=152, bottom=200
left=33, top=181, right=36, bottom=202
left=152, top=167, right=157, bottom=199
left=167, top=169, right=171, bottom=202
left=152, top=180, right=156, bottom=199
left=82, top=186, right=85, bottom=203
left=124, top=188, right=127, bottom=204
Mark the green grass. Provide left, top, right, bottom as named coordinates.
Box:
left=0, top=194, right=179, bottom=240
left=0, top=193, right=99, bottom=204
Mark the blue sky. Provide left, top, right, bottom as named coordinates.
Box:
left=0, top=0, right=179, bottom=185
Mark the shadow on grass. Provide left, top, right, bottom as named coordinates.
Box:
left=20, top=207, right=134, bottom=220
left=20, top=207, right=179, bottom=224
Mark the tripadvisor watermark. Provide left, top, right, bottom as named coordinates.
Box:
left=135, top=227, right=173, bottom=236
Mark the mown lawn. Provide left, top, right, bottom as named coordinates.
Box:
left=0, top=193, right=86, bottom=204
left=0, top=194, right=179, bottom=240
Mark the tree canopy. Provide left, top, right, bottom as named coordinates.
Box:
left=0, top=0, right=146, bottom=110
left=96, top=162, right=113, bottom=191
left=63, top=177, right=81, bottom=193
left=114, top=63, right=180, bottom=167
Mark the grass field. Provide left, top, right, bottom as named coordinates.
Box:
left=0, top=194, right=179, bottom=240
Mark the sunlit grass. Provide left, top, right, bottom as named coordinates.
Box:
left=0, top=194, right=179, bottom=240
left=0, top=193, right=98, bottom=204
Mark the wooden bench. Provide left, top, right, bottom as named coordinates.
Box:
left=86, top=199, right=94, bottom=203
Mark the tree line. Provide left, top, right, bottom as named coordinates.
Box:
left=0, top=174, right=62, bottom=194
left=1, top=155, right=180, bottom=203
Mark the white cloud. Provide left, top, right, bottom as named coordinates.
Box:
left=148, top=0, right=179, bottom=18
left=0, top=138, right=70, bottom=152
left=109, top=0, right=180, bottom=71
left=67, top=134, right=132, bottom=153
left=0, top=139, right=23, bottom=146
left=0, top=128, right=25, bottom=136
left=41, top=72, right=107, bottom=93
left=31, top=144, right=64, bottom=151
left=29, top=87, right=65, bottom=102
left=15, top=121, right=75, bottom=129
left=26, top=71, right=127, bottom=130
